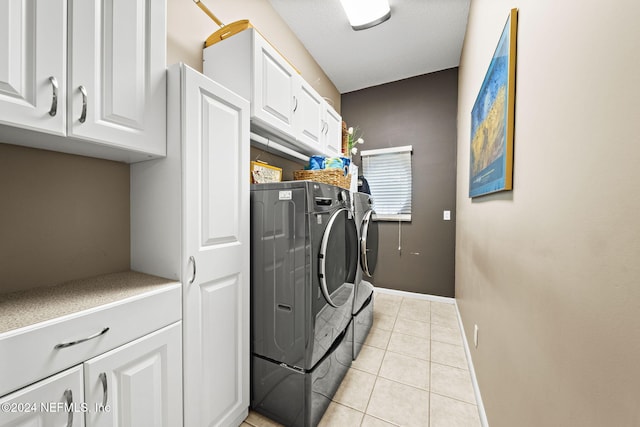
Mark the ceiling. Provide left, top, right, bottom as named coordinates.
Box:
left=268, top=0, right=470, bottom=94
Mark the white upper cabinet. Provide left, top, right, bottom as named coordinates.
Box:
left=0, top=0, right=66, bottom=136
left=68, top=0, right=166, bottom=156
left=252, top=33, right=296, bottom=137
left=323, top=104, right=343, bottom=158
left=203, top=28, right=342, bottom=158
left=0, top=0, right=166, bottom=163
left=295, top=78, right=324, bottom=153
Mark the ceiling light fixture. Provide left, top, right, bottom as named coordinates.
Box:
left=339, top=0, right=391, bottom=31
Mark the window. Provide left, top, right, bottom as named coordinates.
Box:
left=361, top=145, right=412, bottom=221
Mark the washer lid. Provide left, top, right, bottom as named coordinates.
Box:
left=319, top=208, right=358, bottom=307
left=360, top=209, right=379, bottom=277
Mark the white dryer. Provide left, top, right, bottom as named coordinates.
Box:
left=352, top=192, right=379, bottom=359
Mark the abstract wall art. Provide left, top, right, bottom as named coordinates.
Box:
left=469, top=8, right=518, bottom=198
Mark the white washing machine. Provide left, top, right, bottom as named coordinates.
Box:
left=352, top=192, right=379, bottom=359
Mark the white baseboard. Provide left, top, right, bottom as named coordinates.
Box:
left=455, top=301, right=490, bottom=427
left=373, top=287, right=455, bottom=304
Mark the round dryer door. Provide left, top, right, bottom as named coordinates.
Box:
left=319, top=207, right=359, bottom=308
left=360, top=209, right=379, bottom=277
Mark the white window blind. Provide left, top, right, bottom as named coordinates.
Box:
left=361, top=146, right=412, bottom=221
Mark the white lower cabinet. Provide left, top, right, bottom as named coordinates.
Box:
left=0, top=322, right=181, bottom=427
left=83, top=322, right=182, bottom=427
left=0, top=365, right=85, bottom=427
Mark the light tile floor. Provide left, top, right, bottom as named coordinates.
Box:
left=243, top=291, right=482, bottom=427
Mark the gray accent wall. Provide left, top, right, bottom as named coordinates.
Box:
left=341, top=68, right=458, bottom=297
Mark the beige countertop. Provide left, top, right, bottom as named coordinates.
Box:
left=0, top=271, right=179, bottom=334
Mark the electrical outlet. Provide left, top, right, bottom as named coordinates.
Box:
left=474, top=324, right=479, bottom=348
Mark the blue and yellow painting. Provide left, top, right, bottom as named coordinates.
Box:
left=469, top=11, right=515, bottom=198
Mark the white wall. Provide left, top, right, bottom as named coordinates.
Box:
left=456, top=1, right=640, bottom=426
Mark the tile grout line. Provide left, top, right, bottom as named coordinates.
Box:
left=366, top=296, right=481, bottom=426
left=393, top=296, right=433, bottom=425
left=358, top=295, right=389, bottom=426
left=342, top=294, right=453, bottom=426
left=357, top=297, right=399, bottom=427
left=358, top=361, right=379, bottom=426
left=429, top=390, right=482, bottom=407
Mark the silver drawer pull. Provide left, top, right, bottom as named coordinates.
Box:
left=78, top=85, right=88, bottom=123
left=54, top=327, right=109, bottom=349
left=98, top=372, right=108, bottom=409
left=48, top=76, right=58, bottom=117
left=64, top=389, right=73, bottom=427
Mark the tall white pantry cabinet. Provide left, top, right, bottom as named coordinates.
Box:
left=131, top=64, right=250, bottom=427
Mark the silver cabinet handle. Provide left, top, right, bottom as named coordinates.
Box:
left=48, top=76, right=58, bottom=117
left=188, top=256, right=196, bottom=284
left=54, top=327, right=109, bottom=349
left=98, top=372, right=108, bottom=409
left=64, top=389, right=73, bottom=427
left=293, top=96, right=298, bottom=112
left=78, top=85, right=88, bottom=123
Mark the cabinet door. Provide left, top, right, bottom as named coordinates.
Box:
left=68, top=0, right=165, bottom=156
left=295, top=78, right=324, bottom=154
left=0, top=0, right=66, bottom=136
left=0, top=365, right=84, bottom=427
left=252, top=34, right=295, bottom=138
left=182, top=66, right=250, bottom=427
left=83, top=323, right=182, bottom=427
left=324, top=105, right=343, bottom=157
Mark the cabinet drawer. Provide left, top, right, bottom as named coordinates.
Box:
left=0, top=284, right=180, bottom=398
